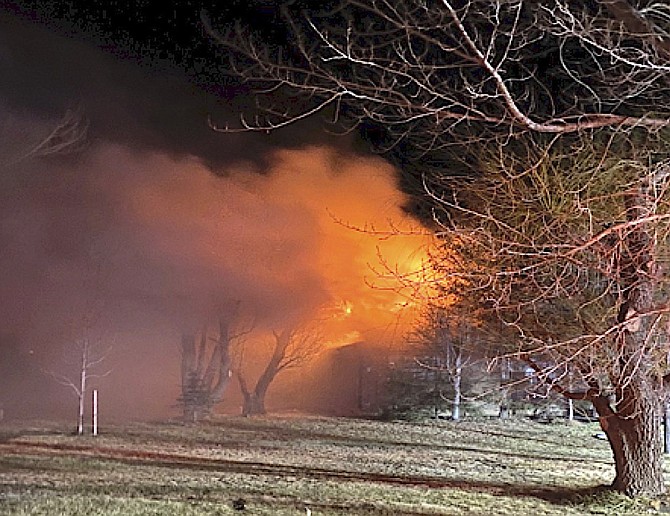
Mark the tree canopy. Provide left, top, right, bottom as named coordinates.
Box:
left=215, top=0, right=670, bottom=497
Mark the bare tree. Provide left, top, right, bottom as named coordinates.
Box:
left=411, top=307, right=481, bottom=420
left=180, top=312, right=252, bottom=422
left=237, top=324, right=323, bottom=417
left=208, top=1, right=670, bottom=136
left=2, top=108, right=88, bottom=169
left=45, top=238, right=113, bottom=435
left=426, top=137, right=670, bottom=496
left=210, top=0, right=670, bottom=496
left=48, top=337, right=110, bottom=435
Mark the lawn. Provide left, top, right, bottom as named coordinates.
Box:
left=0, top=415, right=667, bottom=515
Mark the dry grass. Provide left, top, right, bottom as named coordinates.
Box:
left=0, top=415, right=666, bottom=515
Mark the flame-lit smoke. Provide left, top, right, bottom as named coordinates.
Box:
left=0, top=10, right=432, bottom=421
left=227, top=147, right=431, bottom=346
left=0, top=108, right=430, bottom=419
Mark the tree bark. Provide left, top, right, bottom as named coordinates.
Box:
left=238, top=373, right=267, bottom=416
left=180, top=334, right=196, bottom=422
left=241, top=391, right=266, bottom=417
left=499, top=358, right=510, bottom=419
left=592, top=177, right=667, bottom=497
left=180, top=318, right=234, bottom=422
left=208, top=318, right=233, bottom=404
left=595, top=385, right=664, bottom=496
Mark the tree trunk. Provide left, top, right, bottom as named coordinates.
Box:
left=452, top=352, right=462, bottom=421
left=237, top=329, right=291, bottom=417
left=77, top=386, right=85, bottom=435
left=238, top=373, right=268, bottom=416
left=596, top=386, right=665, bottom=497
left=207, top=318, right=233, bottom=405
left=594, top=176, right=666, bottom=496
left=499, top=358, right=510, bottom=419
left=179, top=318, right=234, bottom=422
left=499, top=392, right=510, bottom=419
left=241, top=391, right=266, bottom=417
left=664, top=400, right=670, bottom=454
left=180, top=334, right=197, bottom=422
left=607, top=412, right=663, bottom=496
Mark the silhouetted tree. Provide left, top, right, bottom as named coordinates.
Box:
left=179, top=313, right=252, bottom=422
left=427, top=137, right=670, bottom=496
left=410, top=307, right=483, bottom=420
left=237, top=325, right=322, bottom=416
left=48, top=337, right=110, bottom=435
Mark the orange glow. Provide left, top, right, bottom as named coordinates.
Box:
left=122, top=145, right=431, bottom=346
left=246, top=147, right=432, bottom=346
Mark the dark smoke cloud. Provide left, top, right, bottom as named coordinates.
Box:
left=0, top=10, right=345, bottom=172
left=0, top=109, right=425, bottom=421
left=1, top=123, right=331, bottom=327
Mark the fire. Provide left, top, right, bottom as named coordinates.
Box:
left=271, top=147, right=432, bottom=347
left=125, top=145, right=431, bottom=346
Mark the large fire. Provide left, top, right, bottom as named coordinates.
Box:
left=126, top=145, right=431, bottom=346
left=239, top=147, right=432, bottom=346
left=1, top=135, right=433, bottom=420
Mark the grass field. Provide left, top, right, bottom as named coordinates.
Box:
left=0, top=415, right=668, bottom=515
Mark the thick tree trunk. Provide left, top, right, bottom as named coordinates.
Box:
left=596, top=386, right=665, bottom=497
left=179, top=318, right=234, bottom=422
left=208, top=318, right=233, bottom=402
left=606, top=413, right=663, bottom=496
left=594, top=176, right=667, bottom=496
left=237, top=329, right=291, bottom=417
left=238, top=373, right=268, bottom=416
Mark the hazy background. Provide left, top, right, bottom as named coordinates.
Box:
left=0, top=10, right=428, bottom=421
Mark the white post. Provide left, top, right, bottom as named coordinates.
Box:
left=92, top=389, right=98, bottom=436
left=567, top=398, right=574, bottom=422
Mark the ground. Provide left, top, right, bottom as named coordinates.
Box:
left=0, top=415, right=667, bottom=515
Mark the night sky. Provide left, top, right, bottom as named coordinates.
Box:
left=0, top=1, right=427, bottom=420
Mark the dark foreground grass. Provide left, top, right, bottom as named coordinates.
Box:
left=0, top=416, right=667, bottom=515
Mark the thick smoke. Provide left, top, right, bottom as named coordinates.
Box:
left=0, top=11, right=426, bottom=421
